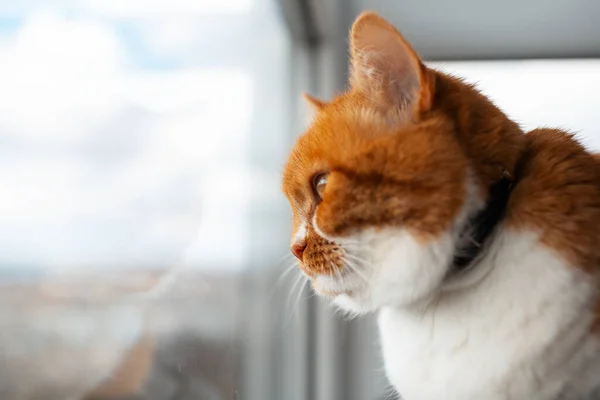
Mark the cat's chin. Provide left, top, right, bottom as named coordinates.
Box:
left=311, top=274, right=364, bottom=299
left=332, top=293, right=375, bottom=315
left=312, top=275, right=380, bottom=315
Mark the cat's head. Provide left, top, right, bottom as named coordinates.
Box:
left=282, top=12, right=523, bottom=314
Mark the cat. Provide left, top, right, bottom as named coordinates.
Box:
left=282, top=11, right=600, bottom=400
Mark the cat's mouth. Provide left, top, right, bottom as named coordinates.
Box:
left=296, top=231, right=371, bottom=297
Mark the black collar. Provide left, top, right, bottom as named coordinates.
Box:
left=450, top=173, right=514, bottom=272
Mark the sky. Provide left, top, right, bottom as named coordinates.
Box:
left=1, top=0, right=599, bottom=277
left=0, top=0, right=291, bottom=275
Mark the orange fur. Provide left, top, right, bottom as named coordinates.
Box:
left=281, top=11, right=600, bottom=396
left=506, top=130, right=600, bottom=272
left=282, top=11, right=600, bottom=329
left=283, top=11, right=525, bottom=277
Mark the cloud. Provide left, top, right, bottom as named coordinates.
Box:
left=78, top=0, right=252, bottom=17
left=0, top=0, right=252, bottom=17
left=0, top=10, right=259, bottom=273
left=130, top=17, right=209, bottom=60
left=0, top=11, right=123, bottom=140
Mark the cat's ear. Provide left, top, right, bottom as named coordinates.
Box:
left=303, top=92, right=327, bottom=111
left=349, top=12, right=433, bottom=115
left=301, top=92, right=327, bottom=123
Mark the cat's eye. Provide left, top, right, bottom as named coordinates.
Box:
left=312, top=173, right=328, bottom=201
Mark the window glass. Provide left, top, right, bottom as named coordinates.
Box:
left=0, top=1, right=295, bottom=399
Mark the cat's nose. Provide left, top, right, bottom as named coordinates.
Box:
left=291, top=240, right=307, bottom=261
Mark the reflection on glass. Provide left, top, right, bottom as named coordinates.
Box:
left=0, top=1, right=294, bottom=399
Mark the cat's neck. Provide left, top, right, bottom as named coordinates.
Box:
left=449, top=171, right=513, bottom=274
left=379, top=228, right=600, bottom=400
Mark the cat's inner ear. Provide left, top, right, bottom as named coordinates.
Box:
left=349, top=12, right=432, bottom=116
left=303, top=93, right=327, bottom=111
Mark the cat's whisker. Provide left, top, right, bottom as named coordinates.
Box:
left=287, top=272, right=305, bottom=313
left=337, top=239, right=362, bottom=246
left=331, top=261, right=347, bottom=291
left=276, top=252, right=295, bottom=264
left=344, top=252, right=372, bottom=266
left=344, top=254, right=374, bottom=275
left=342, top=257, right=370, bottom=285
left=335, top=261, right=346, bottom=278
left=339, top=243, right=365, bottom=250
left=267, top=262, right=299, bottom=301
left=340, top=245, right=370, bottom=259
left=293, top=276, right=309, bottom=319
left=327, top=261, right=343, bottom=291
left=382, top=385, right=400, bottom=400
left=284, top=272, right=307, bottom=327
left=275, top=262, right=299, bottom=289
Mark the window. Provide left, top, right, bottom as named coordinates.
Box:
left=0, top=1, right=299, bottom=399
left=430, top=59, right=600, bottom=149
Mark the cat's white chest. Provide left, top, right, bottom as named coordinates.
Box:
left=378, top=232, right=600, bottom=400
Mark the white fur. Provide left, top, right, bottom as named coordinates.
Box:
left=293, top=223, right=307, bottom=245
left=378, top=231, right=600, bottom=400
left=332, top=228, right=455, bottom=312
left=309, top=178, right=600, bottom=399
left=315, top=172, right=483, bottom=312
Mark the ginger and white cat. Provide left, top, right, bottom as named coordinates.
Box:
left=282, top=11, right=600, bottom=400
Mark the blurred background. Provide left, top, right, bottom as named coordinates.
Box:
left=0, top=0, right=599, bottom=399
